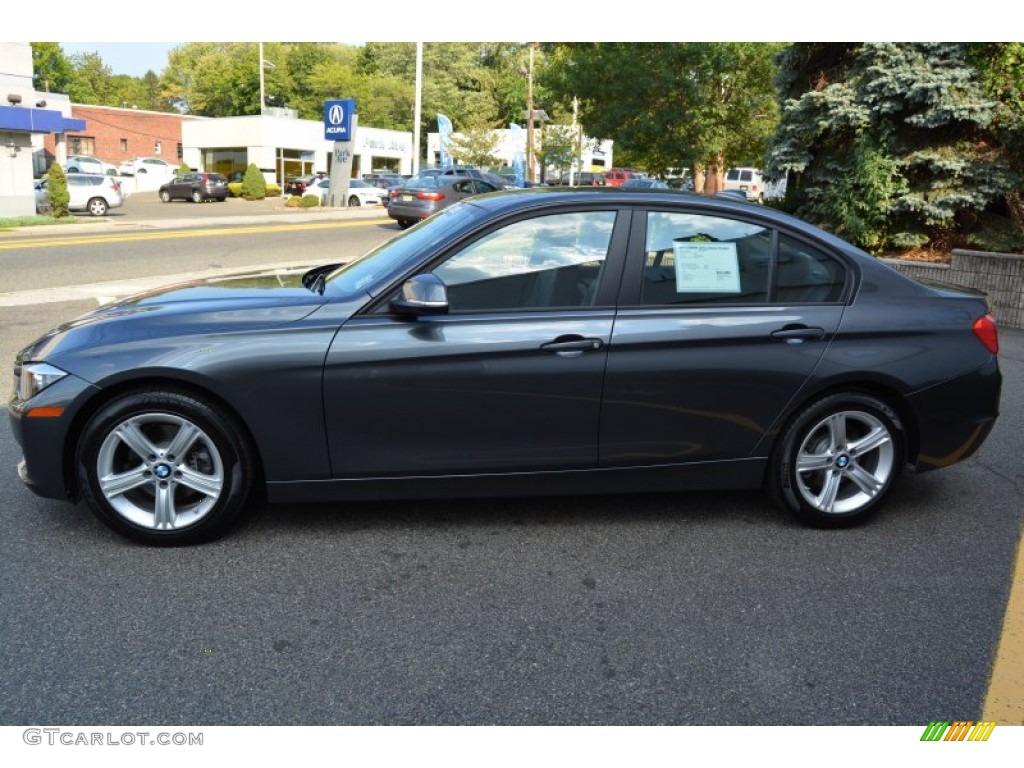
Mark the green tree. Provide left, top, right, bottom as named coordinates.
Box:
left=67, top=51, right=115, bottom=104
left=31, top=42, right=73, bottom=93
left=241, top=163, right=267, bottom=200
left=449, top=119, right=503, bottom=167
left=46, top=163, right=71, bottom=218
left=766, top=43, right=1020, bottom=251
left=538, top=123, right=580, bottom=181
left=543, top=43, right=782, bottom=191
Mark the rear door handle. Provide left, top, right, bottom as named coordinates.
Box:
left=770, top=325, right=826, bottom=342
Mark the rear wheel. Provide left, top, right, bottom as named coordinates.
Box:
left=76, top=390, right=254, bottom=545
left=87, top=197, right=108, bottom=216
left=398, top=219, right=414, bottom=229
left=770, top=392, right=904, bottom=527
left=348, top=195, right=361, bottom=207
left=191, top=190, right=203, bottom=203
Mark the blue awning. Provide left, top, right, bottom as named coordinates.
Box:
left=0, top=104, right=86, bottom=134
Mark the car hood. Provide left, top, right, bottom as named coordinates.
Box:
left=19, top=266, right=330, bottom=364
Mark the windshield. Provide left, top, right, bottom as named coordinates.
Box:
left=324, top=202, right=484, bottom=298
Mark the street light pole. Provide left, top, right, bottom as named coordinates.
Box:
left=526, top=43, right=535, bottom=184
left=259, top=42, right=265, bottom=115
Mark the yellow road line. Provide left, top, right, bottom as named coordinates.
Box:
left=0, top=218, right=386, bottom=250
left=983, top=524, right=1024, bottom=725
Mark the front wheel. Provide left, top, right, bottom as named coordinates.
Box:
left=348, top=195, right=361, bottom=207
left=87, top=197, right=108, bottom=216
left=76, top=390, right=254, bottom=545
left=160, top=190, right=171, bottom=203
left=769, top=393, right=904, bottom=527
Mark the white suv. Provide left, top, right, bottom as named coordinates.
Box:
left=723, top=167, right=766, bottom=203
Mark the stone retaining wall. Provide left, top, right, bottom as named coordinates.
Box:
left=880, top=249, right=1024, bottom=329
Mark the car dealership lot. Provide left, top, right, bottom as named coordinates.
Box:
left=1, top=302, right=1021, bottom=724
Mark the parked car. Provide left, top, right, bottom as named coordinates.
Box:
left=723, top=167, right=767, bottom=203
left=310, top=178, right=388, bottom=207
left=604, top=168, right=638, bottom=187
left=621, top=178, right=669, bottom=189
left=66, top=155, right=118, bottom=176
left=158, top=172, right=229, bottom=203
left=362, top=174, right=405, bottom=191
left=386, top=175, right=500, bottom=228
left=9, top=190, right=1002, bottom=545
left=34, top=173, right=125, bottom=216
left=556, top=171, right=605, bottom=187
left=118, top=157, right=176, bottom=178
left=284, top=173, right=326, bottom=197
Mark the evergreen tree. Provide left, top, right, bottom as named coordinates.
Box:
left=766, top=43, right=1020, bottom=252
left=46, top=163, right=71, bottom=218
left=241, top=163, right=267, bottom=200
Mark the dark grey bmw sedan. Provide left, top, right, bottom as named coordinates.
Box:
left=9, top=190, right=1001, bottom=544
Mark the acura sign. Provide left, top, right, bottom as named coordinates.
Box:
left=323, top=99, right=355, bottom=141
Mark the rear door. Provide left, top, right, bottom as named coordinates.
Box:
left=599, top=208, right=851, bottom=466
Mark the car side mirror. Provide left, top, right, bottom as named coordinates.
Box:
left=391, top=273, right=449, bottom=316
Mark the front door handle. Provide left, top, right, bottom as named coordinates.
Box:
left=540, top=335, right=605, bottom=356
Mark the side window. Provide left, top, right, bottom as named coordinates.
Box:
left=451, top=180, right=475, bottom=194
left=641, top=211, right=771, bottom=305
left=775, top=234, right=846, bottom=303
left=433, top=211, right=617, bottom=311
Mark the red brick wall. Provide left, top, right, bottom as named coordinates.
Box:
left=43, top=105, right=198, bottom=166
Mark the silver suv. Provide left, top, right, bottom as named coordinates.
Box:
left=35, top=173, right=126, bottom=216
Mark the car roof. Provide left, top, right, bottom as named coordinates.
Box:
left=461, top=188, right=865, bottom=252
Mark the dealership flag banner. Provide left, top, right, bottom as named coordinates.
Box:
left=437, top=114, right=454, bottom=169
left=509, top=123, right=526, bottom=188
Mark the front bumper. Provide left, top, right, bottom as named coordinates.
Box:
left=9, top=373, right=98, bottom=501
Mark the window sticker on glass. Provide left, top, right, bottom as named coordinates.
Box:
left=672, top=241, right=741, bottom=293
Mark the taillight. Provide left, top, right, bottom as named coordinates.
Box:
left=417, top=191, right=445, bottom=201
left=972, top=313, right=999, bottom=355
left=390, top=190, right=398, bottom=198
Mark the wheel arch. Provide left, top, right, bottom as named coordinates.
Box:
left=762, top=378, right=920, bottom=477
left=61, top=375, right=266, bottom=502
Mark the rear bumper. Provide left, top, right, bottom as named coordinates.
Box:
left=906, top=356, right=1002, bottom=472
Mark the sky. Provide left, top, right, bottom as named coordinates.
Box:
left=59, top=42, right=181, bottom=77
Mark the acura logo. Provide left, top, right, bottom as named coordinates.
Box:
left=328, top=104, right=344, bottom=125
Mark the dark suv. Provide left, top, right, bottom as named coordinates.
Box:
left=159, top=172, right=229, bottom=203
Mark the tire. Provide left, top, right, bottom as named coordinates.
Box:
left=398, top=219, right=414, bottom=229
left=192, top=190, right=203, bottom=203
left=160, top=190, right=171, bottom=203
left=75, top=390, right=255, bottom=545
left=769, top=392, right=904, bottom=528
left=348, top=195, right=361, bottom=207
left=87, top=197, right=108, bottom=216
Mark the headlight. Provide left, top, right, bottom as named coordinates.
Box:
left=16, top=362, right=69, bottom=401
